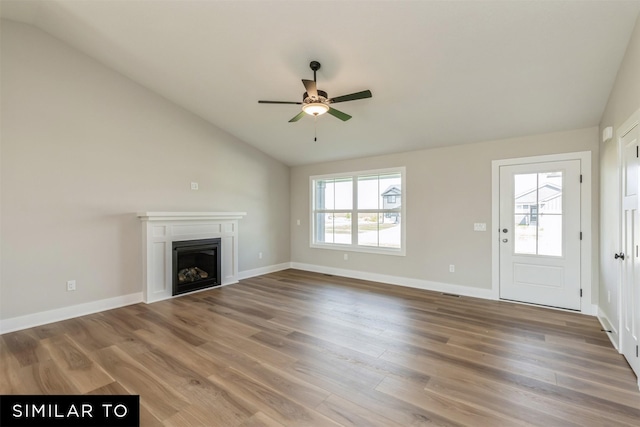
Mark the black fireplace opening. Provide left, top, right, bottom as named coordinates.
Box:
left=172, top=238, right=221, bottom=296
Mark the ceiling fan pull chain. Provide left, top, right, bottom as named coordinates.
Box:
left=314, top=116, right=318, bottom=142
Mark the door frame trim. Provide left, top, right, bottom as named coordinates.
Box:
left=491, top=151, right=593, bottom=314
left=617, top=109, right=640, bottom=365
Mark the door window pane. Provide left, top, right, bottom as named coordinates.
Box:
left=514, top=217, right=536, bottom=254
left=513, top=171, right=563, bottom=256
left=538, top=214, right=562, bottom=256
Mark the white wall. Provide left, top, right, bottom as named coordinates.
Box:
left=0, top=20, right=290, bottom=321
left=598, top=14, right=640, bottom=340
left=291, top=128, right=599, bottom=297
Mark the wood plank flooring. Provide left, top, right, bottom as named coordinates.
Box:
left=1, top=269, right=639, bottom=426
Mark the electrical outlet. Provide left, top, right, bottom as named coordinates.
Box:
left=259, top=252, right=263, bottom=259
left=296, top=219, right=301, bottom=226
left=449, top=265, right=455, bottom=273
left=191, top=182, right=199, bottom=190
left=67, top=280, right=76, bottom=291
left=344, top=253, right=349, bottom=261
left=608, top=290, right=611, bottom=303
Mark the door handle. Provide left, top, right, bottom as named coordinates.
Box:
left=615, top=252, right=625, bottom=260
left=502, top=239, right=508, bottom=243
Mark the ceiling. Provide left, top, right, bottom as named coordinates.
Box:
left=2, top=0, right=640, bottom=166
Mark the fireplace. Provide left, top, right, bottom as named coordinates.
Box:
left=172, top=238, right=221, bottom=296
left=138, top=211, right=245, bottom=303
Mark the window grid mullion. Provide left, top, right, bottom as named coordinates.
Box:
left=377, top=175, right=380, bottom=247
left=352, top=176, right=358, bottom=245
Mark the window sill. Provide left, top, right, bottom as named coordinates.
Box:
left=310, top=243, right=406, bottom=257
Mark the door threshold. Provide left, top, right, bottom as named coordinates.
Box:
left=499, top=298, right=581, bottom=313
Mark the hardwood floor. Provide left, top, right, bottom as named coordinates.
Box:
left=1, top=269, right=639, bottom=426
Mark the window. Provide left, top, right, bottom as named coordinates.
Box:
left=311, top=167, right=405, bottom=255
left=529, top=205, right=538, bottom=225
left=513, top=171, right=563, bottom=256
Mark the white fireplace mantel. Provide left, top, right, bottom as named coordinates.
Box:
left=137, top=211, right=247, bottom=303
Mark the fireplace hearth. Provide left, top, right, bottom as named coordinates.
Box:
left=172, top=238, right=221, bottom=296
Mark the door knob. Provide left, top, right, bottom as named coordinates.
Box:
left=615, top=253, right=625, bottom=260
left=502, top=239, right=508, bottom=243
left=502, top=228, right=508, bottom=233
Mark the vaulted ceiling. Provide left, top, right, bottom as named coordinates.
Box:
left=2, top=0, right=639, bottom=166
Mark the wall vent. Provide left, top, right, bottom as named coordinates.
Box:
left=441, top=293, right=460, bottom=298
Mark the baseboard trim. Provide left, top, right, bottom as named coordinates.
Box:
left=238, top=263, right=291, bottom=280
left=597, top=308, right=620, bottom=351
left=290, top=262, right=495, bottom=300
left=0, top=292, right=143, bottom=335
left=0, top=262, right=602, bottom=335
left=587, top=304, right=599, bottom=316
left=0, top=260, right=291, bottom=335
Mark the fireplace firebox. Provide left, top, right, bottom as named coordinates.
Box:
left=172, top=238, right=221, bottom=296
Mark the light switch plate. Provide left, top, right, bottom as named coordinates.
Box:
left=474, top=223, right=487, bottom=231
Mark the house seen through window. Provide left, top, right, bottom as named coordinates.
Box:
left=311, top=168, right=405, bottom=254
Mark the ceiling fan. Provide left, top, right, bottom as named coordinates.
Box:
left=258, top=61, right=372, bottom=122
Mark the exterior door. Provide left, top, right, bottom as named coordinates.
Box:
left=499, top=160, right=581, bottom=310
left=620, top=119, right=640, bottom=377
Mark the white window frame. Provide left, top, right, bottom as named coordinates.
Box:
left=310, top=167, right=406, bottom=256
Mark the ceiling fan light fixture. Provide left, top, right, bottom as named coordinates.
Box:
left=302, top=102, right=329, bottom=116
left=258, top=60, right=371, bottom=123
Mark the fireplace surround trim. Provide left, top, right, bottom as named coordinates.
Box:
left=137, top=211, right=246, bottom=221
left=137, top=211, right=246, bottom=303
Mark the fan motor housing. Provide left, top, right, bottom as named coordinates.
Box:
left=303, top=90, right=328, bottom=103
